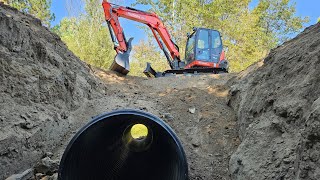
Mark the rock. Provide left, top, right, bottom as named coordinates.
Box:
left=60, top=112, right=68, bottom=119
left=49, top=173, right=58, bottom=180
left=19, top=121, right=34, bottom=129
left=162, top=113, right=174, bottom=120
left=5, top=168, right=34, bottom=180
left=191, top=136, right=201, bottom=147
left=40, top=176, right=49, bottom=180
left=34, top=157, right=59, bottom=175
left=192, top=141, right=201, bottom=147
left=35, top=173, right=46, bottom=180
left=189, top=107, right=196, bottom=114
left=44, top=152, right=54, bottom=158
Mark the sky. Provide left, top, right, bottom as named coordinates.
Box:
left=249, top=0, right=319, bottom=27
left=50, top=0, right=149, bottom=45
left=50, top=0, right=319, bottom=45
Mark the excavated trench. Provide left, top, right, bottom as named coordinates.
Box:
left=1, top=3, right=320, bottom=180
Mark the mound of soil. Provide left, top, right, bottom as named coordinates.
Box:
left=229, top=23, right=320, bottom=179
left=0, top=3, right=239, bottom=180
left=1, top=2, right=319, bottom=180
left=0, top=3, right=106, bottom=178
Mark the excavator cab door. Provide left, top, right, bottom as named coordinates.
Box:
left=185, top=32, right=196, bottom=64
left=195, top=29, right=210, bottom=61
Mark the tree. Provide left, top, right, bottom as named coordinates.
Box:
left=54, top=0, right=115, bottom=69
left=253, top=0, right=309, bottom=43
left=135, top=0, right=308, bottom=72
left=7, top=0, right=54, bottom=26
left=0, top=0, right=9, bottom=4
left=130, top=39, right=169, bottom=76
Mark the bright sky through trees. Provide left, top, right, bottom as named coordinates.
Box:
left=46, top=0, right=317, bottom=74
left=51, top=0, right=319, bottom=45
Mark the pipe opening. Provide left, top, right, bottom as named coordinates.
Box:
left=123, top=123, right=153, bottom=152
left=131, top=124, right=148, bottom=139
left=58, top=110, right=188, bottom=180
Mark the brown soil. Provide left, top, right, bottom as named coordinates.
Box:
left=0, top=4, right=239, bottom=180
left=1, top=2, right=320, bottom=180
left=229, top=23, right=320, bottom=180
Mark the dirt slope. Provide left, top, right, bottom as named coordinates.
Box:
left=0, top=3, right=239, bottom=180
left=95, top=73, right=240, bottom=180
left=229, top=23, right=320, bottom=179
left=0, top=3, right=107, bottom=178
left=1, top=2, right=320, bottom=180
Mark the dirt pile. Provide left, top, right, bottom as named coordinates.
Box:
left=0, top=3, right=106, bottom=178
left=0, top=3, right=239, bottom=180
left=141, top=75, right=240, bottom=179
left=229, top=23, right=320, bottom=179
left=93, top=73, right=240, bottom=180
left=1, top=2, right=319, bottom=180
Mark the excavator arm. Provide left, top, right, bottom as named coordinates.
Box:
left=102, top=0, right=181, bottom=75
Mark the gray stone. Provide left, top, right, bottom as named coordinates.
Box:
left=5, top=168, right=34, bottom=180
left=189, top=107, right=196, bottom=114
left=34, top=157, right=59, bottom=175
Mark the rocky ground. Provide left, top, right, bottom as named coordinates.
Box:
left=0, top=3, right=319, bottom=180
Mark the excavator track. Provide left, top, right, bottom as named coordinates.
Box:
left=144, top=63, right=228, bottom=78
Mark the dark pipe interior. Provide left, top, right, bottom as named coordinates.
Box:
left=58, top=110, right=188, bottom=180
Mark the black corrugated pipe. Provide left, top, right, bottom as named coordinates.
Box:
left=58, top=109, right=189, bottom=180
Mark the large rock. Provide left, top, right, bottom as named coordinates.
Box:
left=229, top=23, right=320, bottom=179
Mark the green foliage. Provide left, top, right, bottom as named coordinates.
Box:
left=8, top=0, right=54, bottom=26
left=3, top=0, right=310, bottom=74
left=130, top=39, right=169, bottom=76
left=135, top=0, right=308, bottom=72
left=54, top=0, right=115, bottom=69
left=318, top=17, right=320, bottom=23
left=253, top=0, right=309, bottom=43
left=0, top=0, right=9, bottom=4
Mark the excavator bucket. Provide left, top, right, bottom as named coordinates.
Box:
left=109, top=38, right=133, bottom=75
left=144, top=62, right=158, bottom=77
left=110, top=51, right=130, bottom=75
left=144, top=63, right=167, bottom=78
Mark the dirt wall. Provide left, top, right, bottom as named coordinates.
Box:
left=229, top=23, right=320, bottom=180
left=0, top=4, right=106, bottom=178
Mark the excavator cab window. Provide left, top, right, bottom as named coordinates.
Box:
left=185, top=32, right=196, bottom=64
left=196, top=30, right=210, bottom=61
left=185, top=28, right=224, bottom=65
left=211, top=30, right=223, bottom=62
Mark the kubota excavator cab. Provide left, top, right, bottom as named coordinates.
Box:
left=156, top=28, right=228, bottom=77
left=184, top=28, right=228, bottom=71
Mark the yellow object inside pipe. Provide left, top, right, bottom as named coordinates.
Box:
left=130, top=124, right=148, bottom=139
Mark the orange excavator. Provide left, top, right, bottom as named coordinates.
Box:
left=102, top=0, right=229, bottom=77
